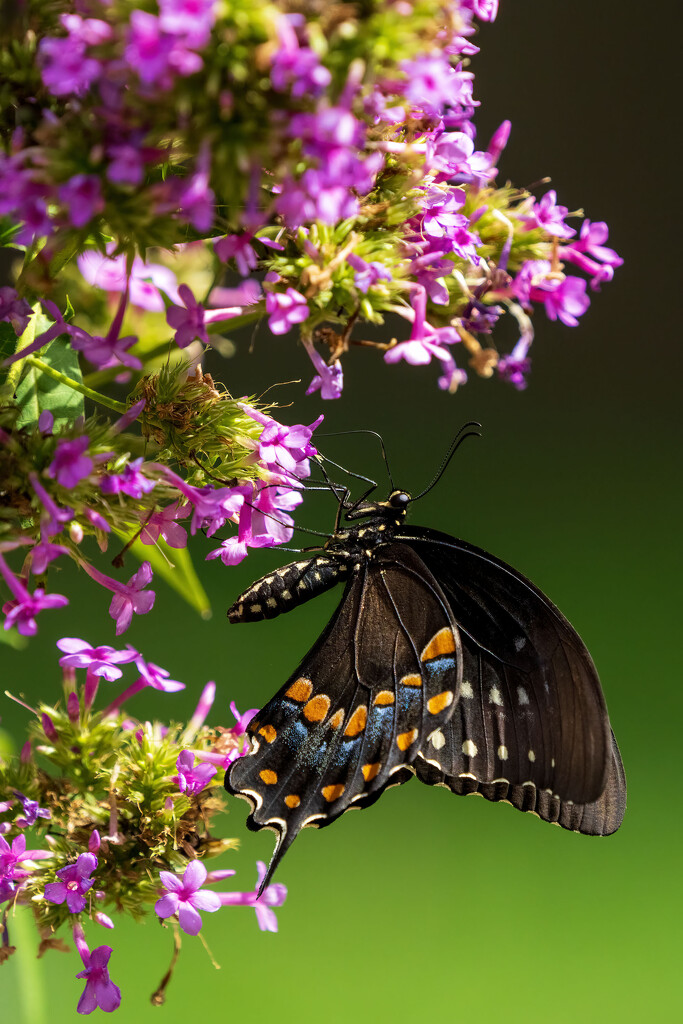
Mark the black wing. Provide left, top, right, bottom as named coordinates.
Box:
left=226, top=544, right=463, bottom=889
left=401, top=527, right=626, bottom=835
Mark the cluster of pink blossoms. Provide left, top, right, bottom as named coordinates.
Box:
left=0, top=639, right=287, bottom=1013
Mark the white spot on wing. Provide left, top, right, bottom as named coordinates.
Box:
left=497, top=745, right=508, bottom=760
left=528, top=749, right=536, bottom=762
left=489, top=685, right=503, bottom=706
left=429, top=729, right=446, bottom=750
left=461, top=680, right=474, bottom=698
left=517, top=686, right=530, bottom=705
left=462, top=739, right=478, bottom=757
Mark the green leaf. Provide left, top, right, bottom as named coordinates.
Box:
left=114, top=530, right=212, bottom=619
left=15, top=333, right=85, bottom=431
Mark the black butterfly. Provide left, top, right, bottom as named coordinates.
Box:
left=225, top=448, right=626, bottom=891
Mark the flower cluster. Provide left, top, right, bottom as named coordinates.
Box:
left=0, top=357, right=321, bottom=637
left=0, top=641, right=286, bottom=1012
left=0, top=1, right=620, bottom=406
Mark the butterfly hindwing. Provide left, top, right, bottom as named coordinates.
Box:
left=400, top=527, right=625, bottom=830
left=226, top=544, right=462, bottom=885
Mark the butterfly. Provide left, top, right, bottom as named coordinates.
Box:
left=225, top=441, right=626, bottom=892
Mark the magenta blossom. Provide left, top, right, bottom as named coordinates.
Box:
left=155, top=860, right=221, bottom=935
left=524, top=189, right=575, bottom=239
left=166, top=283, right=242, bottom=348
left=217, top=861, right=287, bottom=931
left=80, top=561, right=155, bottom=635
left=265, top=287, right=310, bottom=335
left=0, top=286, right=33, bottom=334
left=0, top=553, right=68, bottom=635
left=47, top=437, right=93, bottom=488
left=173, top=750, right=217, bottom=795
left=73, top=924, right=121, bottom=1015
left=78, top=248, right=180, bottom=311
left=30, top=533, right=70, bottom=576
left=139, top=502, right=189, bottom=549
left=100, top=458, right=156, bottom=499
left=56, top=638, right=138, bottom=680
left=44, top=853, right=98, bottom=913
left=12, top=791, right=51, bottom=829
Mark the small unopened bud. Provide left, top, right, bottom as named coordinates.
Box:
left=94, top=912, right=114, bottom=929
left=20, top=740, right=32, bottom=763
left=89, top=830, right=101, bottom=853
left=41, top=713, right=58, bottom=742
left=69, top=521, right=84, bottom=544
left=67, top=692, right=80, bottom=723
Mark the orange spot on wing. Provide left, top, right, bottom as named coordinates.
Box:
left=322, top=784, right=345, bottom=802
left=396, top=728, right=419, bottom=751
left=286, top=677, right=313, bottom=702
left=344, top=705, right=367, bottom=737
left=284, top=794, right=300, bottom=809
left=303, top=694, right=331, bottom=722
left=401, top=673, right=422, bottom=687
left=427, top=691, right=454, bottom=715
left=258, top=725, right=277, bottom=742
left=329, top=709, right=344, bottom=730
left=374, top=690, right=395, bottom=705
left=259, top=769, right=278, bottom=785
left=362, top=762, right=381, bottom=782
left=421, top=628, right=457, bottom=663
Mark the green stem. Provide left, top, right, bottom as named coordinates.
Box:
left=24, top=356, right=127, bottom=413
left=5, top=316, right=38, bottom=394
left=13, top=905, right=47, bottom=1024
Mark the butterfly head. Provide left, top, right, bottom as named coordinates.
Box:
left=344, top=489, right=412, bottom=524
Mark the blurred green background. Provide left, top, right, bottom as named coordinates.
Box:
left=3, top=1, right=681, bottom=1020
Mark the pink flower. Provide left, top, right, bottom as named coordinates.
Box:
left=217, top=861, right=287, bottom=931
left=155, top=860, right=221, bottom=935
left=44, top=853, right=98, bottom=913
left=80, top=561, right=156, bottom=635
left=265, top=287, right=309, bottom=335
left=47, top=437, right=93, bottom=488
left=73, top=924, right=121, bottom=1015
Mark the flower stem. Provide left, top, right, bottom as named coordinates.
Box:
left=13, top=905, right=47, bottom=1024
left=24, top=356, right=127, bottom=413
left=5, top=313, right=38, bottom=394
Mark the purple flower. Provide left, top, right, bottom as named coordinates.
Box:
left=159, top=0, right=217, bottom=50
left=166, top=284, right=241, bottom=348
left=155, top=467, right=250, bottom=537
left=0, top=833, right=51, bottom=893
left=214, top=233, right=258, bottom=276
left=177, top=144, right=215, bottom=232
left=47, top=437, right=93, bottom=489
left=58, top=175, right=104, bottom=228
left=30, top=533, right=70, bottom=576
left=155, top=860, right=221, bottom=935
left=0, top=552, right=68, bottom=635
left=78, top=249, right=180, bottom=311
left=44, top=853, right=98, bottom=913
left=524, top=190, right=575, bottom=239
left=303, top=339, right=344, bottom=400
left=100, top=457, right=156, bottom=499
left=73, top=926, right=121, bottom=1015
left=400, top=56, right=475, bottom=119
left=265, top=288, right=309, bottom=335
left=39, top=34, right=102, bottom=98
left=173, top=750, right=217, bottom=795
left=134, top=653, right=185, bottom=693
left=13, top=791, right=51, bottom=829
left=80, top=561, right=156, bottom=635
left=347, top=254, right=392, bottom=294
left=537, top=275, right=590, bottom=326
left=559, top=219, right=623, bottom=289
left=38, top=410, right=54, bottom=435
left=270, top=17, right=331, bottom=98
left=69, top=325, right=142, bottom=371
left=217, top=861, right=287, bottom=931
left=57, top=637, right=138, bottom=680
left=29, top=472, right=73, bottom=538
left=0, top=286, right=33, bottom=335
left=139, top=502, right=189, bottom=549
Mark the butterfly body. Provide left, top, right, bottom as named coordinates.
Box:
left=226, top=489, right=625, bottom=889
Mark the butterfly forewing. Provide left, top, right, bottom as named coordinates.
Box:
left=226, top=544, right=462, bottom=887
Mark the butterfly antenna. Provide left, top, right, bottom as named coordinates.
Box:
left=411, top=421, right=482, bottom=501
left=316, top=430, right=394, bottom=490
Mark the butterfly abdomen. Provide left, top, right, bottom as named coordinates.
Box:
left=228, top=554, right=349, bottom=623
